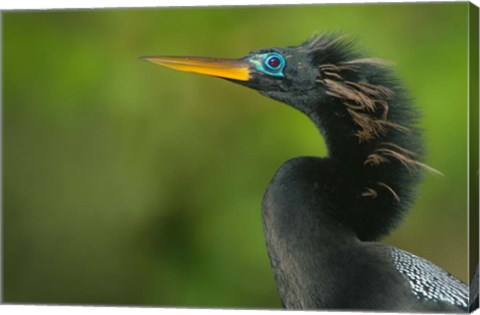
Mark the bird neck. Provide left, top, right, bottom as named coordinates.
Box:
left=309, top=108, right=373, bottom=161
left=262, top=157, right=358, bottom=308
left=297, top=83, right=424, bottom=241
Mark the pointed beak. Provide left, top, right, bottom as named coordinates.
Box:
left=140, top=56, right=251, bottom=81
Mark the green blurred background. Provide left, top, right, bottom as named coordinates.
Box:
left=2, top=2, right=470, bottom=308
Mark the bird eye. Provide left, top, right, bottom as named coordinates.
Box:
left=249, top=52, right=286, bottom=77
left=250, top=52, right=285, bottom=77
left=265, top=54, right=284, bottom=71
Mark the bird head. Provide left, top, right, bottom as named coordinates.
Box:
left=141, top=34, right=358, bottom=114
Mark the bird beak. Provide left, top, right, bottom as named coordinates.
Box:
left=140, top=56, right=251, bottom=81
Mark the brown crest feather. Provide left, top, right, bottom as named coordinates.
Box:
left=314, top=36, right=442, bottom=199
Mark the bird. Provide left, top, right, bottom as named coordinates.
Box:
left=141, top=33, right=471, bottom=312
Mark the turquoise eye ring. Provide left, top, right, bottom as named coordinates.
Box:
left=265, top=54, right=284, bottom=71
left=250, top=52, right=286, bottom=77
left=263, top=53, right=286, bottom=75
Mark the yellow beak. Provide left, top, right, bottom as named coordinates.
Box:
left=141, top=56, right=251, bottom=81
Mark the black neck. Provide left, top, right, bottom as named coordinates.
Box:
left=262, top=156, right=417, bottom=309
left=294, top=74, right=424, bottom=241
left=262, top=157, right=355, bottom=308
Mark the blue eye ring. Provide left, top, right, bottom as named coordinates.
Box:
left=249, top=52, right=286, bottom=77
left=264, top=53, right=285, bottom=72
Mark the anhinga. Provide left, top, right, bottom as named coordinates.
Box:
left=142, top=34, right=470, bottom=312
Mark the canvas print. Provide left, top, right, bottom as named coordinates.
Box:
left=2, top=2, right=479, bottom=313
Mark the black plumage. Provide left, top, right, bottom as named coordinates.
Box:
left=143, top=33, right=470, bottom=312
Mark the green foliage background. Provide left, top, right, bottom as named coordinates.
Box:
left=3, top=3, right=470, bottom=308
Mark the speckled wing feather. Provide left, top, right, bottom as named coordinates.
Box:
left=390, top=247, right=468, bottom=309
